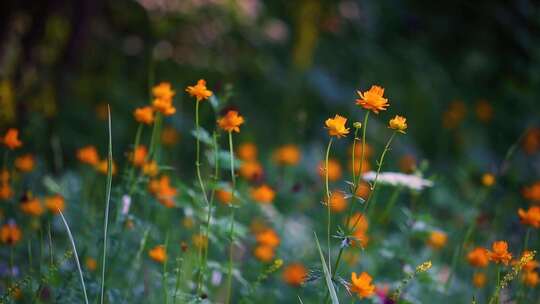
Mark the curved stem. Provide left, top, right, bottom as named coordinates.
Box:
left=324, top=137, right=334, bottom=273
left=225, top=131, right=236, bottom=304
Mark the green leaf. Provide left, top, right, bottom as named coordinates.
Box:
left=314, top=232, right=339, bottom=304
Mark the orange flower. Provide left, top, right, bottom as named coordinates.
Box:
left=216, top=188, right=233, bottom=205
left=355, top=85, right=389, bottom=114
left=185, top=79, right=213, bottom=102
left=327, top=191, right=347, bottom=213
left=488, top=241, right=512, bottom=265
left=427, top=231, right=447, bottom=249
left=153, top=82, right=175, bottom=100
left=325, top=114, right=349, bottom=138
left=85, top=257, right=97, bottom=271
left=20, top=197, right=44, bottom=217
left=481, top=173, right=495, bottom=187
left=161, top=126, right=179, bottom=146
left=152, top=82, right=176, bottom=116
left=523, top=181, right=540, bottom=202
left=318, top=159, right=342, bottom=182
left=77, top=146, right=100, bottom=166
left=0, top=183, right=13, bottom=200
left=442, top=100, right=467, bottom=129
left=133, top=106, right=155, bottom=125
left=130, top=146, right=148, bottom=167
left=350, top=159, right=371, bottom=176
left=238, top=142, right=258, bottom=161
left=148, top=175, right=177, bottom=208
left=273, top=145, right=301, bottom=166
left=467, top=247, right=490, bottom=268
left=142, top=160, right=159, bottom=177
left=0, top=222, right=22, bottom=245
left=256, top=229, right=280, bottom=247
left=352, top=228, right=369, bottom=248
left=475, top=99, right=493, bottom=123
left=388, top=115, right=408, bottom=133
left=14, top=154, right=35, bottom=172
left=523, top=271, right=539, bottom=287
left=0, top=169, right=9, bottom=184
left=95, top=159, right=117, bottom=175
left=522, top=128, right=540, bottom=154
left=282, top=263, right=307, bottom=286
left=472, top=272, right=487, bottom=288
left=149, top=245, right=167, bottom=263
left=399, top=154, right=417, bottom=173
left=2, top=128, right=23, bottom=150
left=254, top=245, right=275, bottom=262
left=45, top=195, right=65, bottom=214
left=347, top=212, right=369, bottom=233
left=251, top=184, right=275, bottom=204
left=239, top=161, right=263, bottom=181
left=355, top=182, right=371, bottom=200
left=350, top=142, right=373, bottom=158
left=518, top=206, right=540, bottom=228
left=350, top=272, right=375, bottom=299
left=218, top=110, right=244, bottom=133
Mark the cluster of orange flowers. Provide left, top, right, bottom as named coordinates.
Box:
left=19, top=192, right=66, bottom=217
left=0, top=169, right=13, bottom=201
left=253, top=225, right=280, bottom=262
left=1, top=129, right=25, bottom=201
left=76, top=145, right=117, bottom=175
left=148, top=175, right=178, bottom=208
left=518, top=205, right=540, bottom=228
left=129, top=145, right=159, bottom=177
left=237, top=142, right=264, bottom=181
left=347, top=212, right=369, bottom=248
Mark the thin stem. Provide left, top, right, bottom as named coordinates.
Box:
left=324, top=137, right=334, bottom=273
left=225, top=131, right=237, bottom=304
left=100, top=106, right=113, bottom=304
left=173, top=257, right=184, bottom=304
left=163, top=232, right=170, bottom=304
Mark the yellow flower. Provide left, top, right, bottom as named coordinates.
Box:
left=2, top=128, right=23, bottom=150
left=14, top=154, right=35, bottom=172
left=481, top=173, right=495, bottom=187
left=355, top=85, right=389, bottom=114
left=388, top=115, right=408, bottom=133
left=218, top=110, right=244, bottom=133
left=185, top=79, right=213, bottom=102
left=350, top=272, right=375, bottom=299
left=133, top=106, right=155, bottom=125
left=325, top=114, right=349, bottom=138
left=149, top=245, right=167, bottom=263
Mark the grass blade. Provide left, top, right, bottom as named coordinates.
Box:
left=314, top=232, right=339, bottom=304
left=100, top=105, right=113, bottom=304
left=58, top=210, right=89, bottom=304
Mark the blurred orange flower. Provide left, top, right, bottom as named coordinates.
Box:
left=256, top=229, right=280, bottom=247
left=238, top=142, right=258, bottom=161
left=523, top=271, right=539, bottom=287
left=388, top=115, right=408, bottom=133
left=85, top=257, right=97, bottom=271
left=133, top=106, right=155, bottom=125
left=273, top=144, right=301, bottom=166
left=148, top=175, right=177, bottom=208
left=251, top=184, right=275, bottom=204
left=399, top=154, right=417, bottom=173
left=356, top=85, right=389, bottom=114
left=240, top=161, right=263, bottom=181
left=350, top=142, right=373, bottom=159
left=185, top=79, right=213, bottom=102
left=77, top=146, right=100, bottom=166
left=161, top=126, right=179, bottom=146
left=130, top=146, right=148, bottom=167
left=216, top=188, right=233, bottom=205
left=0, top=183, right=13, bottom=200
left=95, top=159, right=117, bottom=175
left=152, top=82, right=176, bottom=115
left=427, top=231, right=447, bottom=249
left=254, top=245, right=275, bottom=262
left=218, top=110, right=244, bottom=133
left=2, top=128, right=22, bottom=150
left=350, top=272, right=375, bottom=299
left=518, top=206, right=540, bottom=228
left=475, top=99, right=493, bottom=123
left=522, top=128, right=540, bottom=154
left=481, top=173, right=495, bottom=187
left=14, top=154, right=35, bottom=172
left=45, top=195, right=65, bottom=214
left=282, top=263, right=307, bottom=286
left=442, top=100, right=467, bottom=129
left=488, top=241, right=512, bottom=265
left=149, top=245, right=167, bottom=263
left=325, top=114, right=349, bottom=138
left=523, top=181, right=540, bottom=202
left=467, top=247, right=490, bottom=268
left=20, top=197, right=44, bottom=217
left=355, top=182, right=371, bottom=200
left=472, top=272, right=487, bottom=288
left=319, top=159, right=342, bottom=181
left=350, top=158, right=371, bottom=176
left=142, top=160, right=159, bottom=177
left=327, top=191, right=347, bottom=213
left=0, top=222, right=22, bottom=245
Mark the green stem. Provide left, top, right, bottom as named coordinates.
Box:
left=324, top=137, right=334, bottom=273
left=163, top=232, right=170, bottom=304
left=379, top=186, right=403, bottom=223
left=225, top=131, right=237, bottom=304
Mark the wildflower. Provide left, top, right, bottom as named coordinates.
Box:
left=142, top=160, right=159, bottom=177
left=45, top=195, right=65, bottom=214
left=475, top=99, right=493, bottom=123
left=95, top=159, right=117, bottom=175
left=20, top=196, right=44, bottom=217
left=240, top=160, right=263, bottom=181
left=0, top=169, right=9, bottom=184
left=318, top=159, right=342, bottom=182
left=152, top=82, right=176, bottom=115
left=350, top=272, right=375, bottom=299
left=192, top=233, right=208, bottom=250
left=416, top=261, right=432, bottom=272
left=488, top=241, right=512, bottom=265
left=0, top=222, right=22, bottom=245
left=467, top=247, right=490, bottom=268
left=522, top=128, right=540, bottom=154
left=473, top=272, right=487, bottom=288
left=216, top=188, right=233, bottom=205
left=355, top=85, right=389, bottom=114
left=352, top=228, right=369, bottom=248
left=273, top=144, right=301, bottom=166
left=149, top=245, right=167, bottom=263
left=238, top=142, right=258, bottom=161
left=481, top=173, right=495, bottom=187
left=514, top=251, right=539, bottom=272
left=85, top=257, right=97, bottom=271
left=218, top=110, right=244, bottom=133
left=254, top=245, right=275, bottom=262
left=350, top=142, right=373, bottom=158
left=518, top=206, right=540, bottom=228
left=251, top=184, right=275, bottom=204
left=347, top=212, right=369, bottom=233
left=355, top=182, right=371, bottom=199
left=523, top=181, right=540, bottom=202
left=148, top=175, right=177, bottom=208
left=161, top=126, right=179, bottom=146
left=442, top=100, right=467, bottom=129
left=350, top=158, right=371, bottom=175
left=256, top=229, right=280, bottom=247
left=427, top=231, right=447, bottom=249
left=0, top=183, right=13, bottom=200
left=1, top=128, right=22, bottom=150
left=14, top=154, right=35, bottom=172
left=399, top=154, right=417, bottom=173
left=523, top=271, right=539, bottom=287
left=153, top=82, right=175, bottom=100
left=362, top=171, right=433, bottom=191
left=185, top=79, right=213, bottom=102
left=133, top=106, right=154, bottom=125
left=388, top=115, right=408, bottom=133
left=327, top=191, right=347, bottom=213
left=76, top=146, right=100, bottom=166
left=325, top=114, right=349, bottom=138
left=282, top=263, right=307, bottom=286
left=130, top=146, right=148, bottom=167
